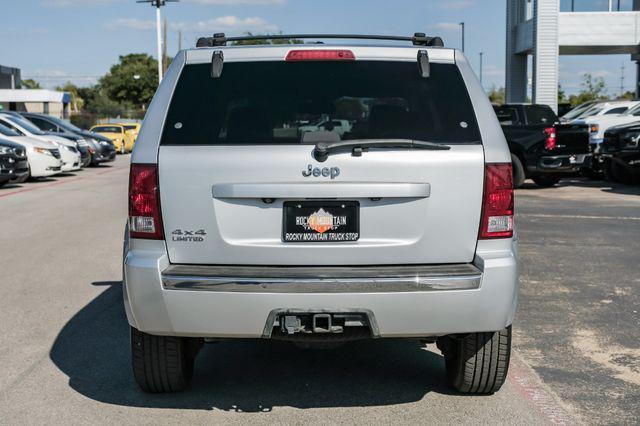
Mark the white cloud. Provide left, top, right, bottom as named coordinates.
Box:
left=435, top=22, right=462, bottom=31
left=42, top=0, right=123, bottom=6
left=111, top=15, right=278, bottom=33
left=172, top=16, right=278, bottom=32
left=182, top=0, right=284, bottom=4
left=23, top=70, right=100, bottom=89
left=482, top=65, right=504, bottom=78
left=577, top=70, right=611, bottom=78
left=111, top=18, right=156, bottom=31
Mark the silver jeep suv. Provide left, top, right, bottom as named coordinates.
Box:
left=123, top=33, right=518, bottom=394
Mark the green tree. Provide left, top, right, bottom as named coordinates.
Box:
left=99, top=53, right=158, bottom=109
left=55, top=81, right=84, bottom=113
left=558, top=84, right=566, bottom=103
left=487, top=85, right=505, bottom=104
left=77, top=85, right=129, bottom=117
left=616, top=90, right=636, bottom=101
left=568, top=73, right=608, bottom=106
left=21, top=78, right=41, bottom=89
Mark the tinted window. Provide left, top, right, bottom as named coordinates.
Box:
left=493, top=106, right=520, bottom=125
left=123, top=125, right=137, bottom=131
left=604, top=107, right=628, bottom=115
left=46, top=115, right=83, bottom=132
left=0, top=123, right=21, bottom=137
left=162, top=61, right=480, bottom=145
left=581, top=106, right=603, bottom=118
left=526, top=105, right=556, bottom=125
left=1, top=115, right=46, bottom=135
left=29, top=117, right=58, bottom=132
left=93, top=126, right=123, bottom=133
left=0, top=118, right=25, bottom=136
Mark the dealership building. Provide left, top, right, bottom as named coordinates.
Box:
left=506, top=0, right=640, bottom=112
left=0, top=64, right=70, bottom=118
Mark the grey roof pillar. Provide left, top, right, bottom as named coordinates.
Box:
left=505, top=0, right=528, bottom=103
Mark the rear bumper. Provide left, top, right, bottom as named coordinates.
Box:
left=531, top=153, right=591, bottom=173
left=123, top=237, right=519, bottom=338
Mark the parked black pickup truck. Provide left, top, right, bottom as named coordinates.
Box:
left=493, top=104, right=591, bottom=187
left=601, top=122, right=640, bottom=185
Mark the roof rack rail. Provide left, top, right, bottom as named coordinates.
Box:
left=195, top=33, right=444, bottom=48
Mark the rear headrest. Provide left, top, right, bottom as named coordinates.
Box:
left=226, top=106, right=272, bottom=142
left=368, top=105, right=411, bottom=137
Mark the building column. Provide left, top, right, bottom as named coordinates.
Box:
left=532, top=0, right=560, bottom=112
left=506, top=0, right=528, bottom=103
left=636, top=59, right=640, bottom=99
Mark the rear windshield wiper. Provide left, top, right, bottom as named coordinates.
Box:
left=313, top=139, right=451, bottom=162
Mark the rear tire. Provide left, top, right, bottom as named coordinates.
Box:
left=130, top=326, right=203, bottom=393
left=606, top=159, right=635, bottom=185
left=532, top=175, right=561, bottom=187
left=438, top=326, right=511, bottom=394
left=510, top=154, right=526, bottom=188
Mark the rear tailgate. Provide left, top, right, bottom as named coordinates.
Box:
left=157, top=51, right=486, bottom=266
left=159, top=145, right=484, bottom=265
left=555, top=123, right=590, bottom=155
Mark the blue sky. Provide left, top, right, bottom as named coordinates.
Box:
left=0, top=0, right=636, bottom=96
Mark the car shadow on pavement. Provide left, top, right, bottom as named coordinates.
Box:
left=519, top=178, right=640, bottom=196
left=49, top=281, right=455, bottom=412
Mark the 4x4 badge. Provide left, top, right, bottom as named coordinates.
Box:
left=302, top=164, right=340, bottom=179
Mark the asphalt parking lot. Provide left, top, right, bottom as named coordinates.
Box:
left=0, top=156, right=638, bottom=424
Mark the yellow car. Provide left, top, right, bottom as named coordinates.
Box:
left=117, top=122, right=141, bottom=144
left=90, top=124, right=135, bottom=154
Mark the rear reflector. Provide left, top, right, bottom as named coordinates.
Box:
left=128, top=163, right=164, bottom=240
left=285, top=49, right=355, bottom=61
left=479, top=163, right=514, bottom=239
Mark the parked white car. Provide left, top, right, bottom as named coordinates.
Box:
left=571, top=101, right=640, bottom=144
left=299, top=118, right=353, bottom=137
left=575, top=100, right=637, bottom=119
left=0, top=122, right=63, bottom=178
left=0, top=113, right=81, bottom=172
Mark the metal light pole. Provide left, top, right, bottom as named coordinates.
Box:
left=137, top=0, right=178, bottom=84
left=479, top=52, right=484, bottom=86
left=459, top=22, right=465, bottom=52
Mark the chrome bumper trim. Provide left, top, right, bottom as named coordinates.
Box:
left=161, top=264, right=482, bottom=293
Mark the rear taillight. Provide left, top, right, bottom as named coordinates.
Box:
left=479, top=163, right=514, bottom=239
left=128, top=163, right=164, bottom=240
left=285, top=49, right=355, bottom=61
left=544, top=127, right=557, bottom=150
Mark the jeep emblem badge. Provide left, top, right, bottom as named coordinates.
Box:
left=302, top=164, right=340, bottom=179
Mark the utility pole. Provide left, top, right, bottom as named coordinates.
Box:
left=178, top=30, right=183, bottom=51
left=136, top=0, right=179, bottom=84
left=459, top=22, right=465, bottom=52
left=620, top=62, right=625, bottom=97
left=479, top=52, right=484, bottom=86
left=162, top=17, right=168, bottom=74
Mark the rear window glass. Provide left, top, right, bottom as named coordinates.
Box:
left=161, top=61, right=481, bottom=145
left=525, top=105, right=556, bottom=125
left=493, top=106, right=520, bottom=125
left=93, top=126, right=122, bottom=133
left=123, top=125, right=137, bottom=130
